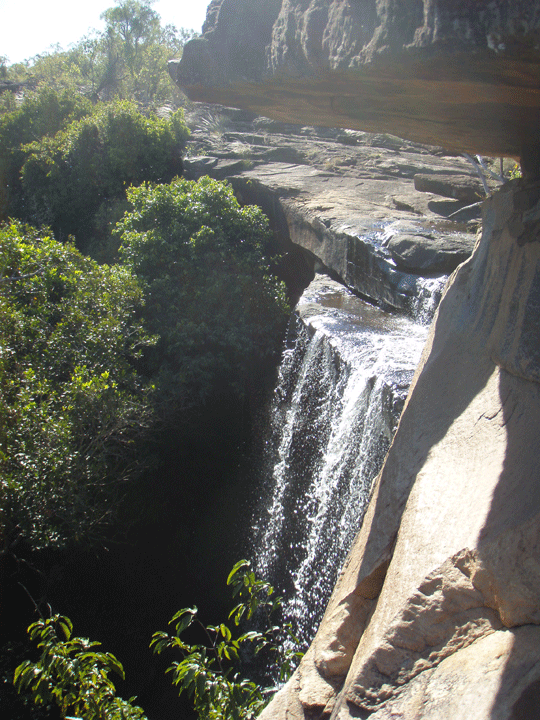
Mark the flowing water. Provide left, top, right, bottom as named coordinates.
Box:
left=252, top=275, right=430, bottom=647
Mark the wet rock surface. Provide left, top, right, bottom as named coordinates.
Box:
left=183, top=104, right=483, bottom=315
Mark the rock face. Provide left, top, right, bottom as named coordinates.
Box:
left=259, top=178, right=540, bottom=720
left=171, top=0, right=540, bottom=158
left=183, top=105, right=481, bottom=315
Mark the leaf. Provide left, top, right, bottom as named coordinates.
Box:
left=104, top=652, right=125, bottom=679
left=228, top=603, right=245, bottom=626
left=226, top=559, right=249, bottom=586
left=219, top=624, right=232, bottom=642
left=168, top=607, right=198, bottom=638
left=57, top=616, right=73, bottom=640
left=238, top=631, right=263, bottom=644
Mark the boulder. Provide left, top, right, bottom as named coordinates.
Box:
left=413, top=173, right=492, bottom=205
left=171, top=0, right=540, bottom=158
left=387, top=233, right=476, bottom=274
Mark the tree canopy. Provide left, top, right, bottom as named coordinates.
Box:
left=117, top=176, right=289, bottom=407
left=1, top=0, right=196, bottom=106
left=0, top=222, right=155, bottom=549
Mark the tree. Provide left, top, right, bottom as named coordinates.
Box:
left=117, top=176, right=289, bottom=411
left=0, top=222, right=155, bottom=549
left=8, top=1, right=197, bottom=106
left=102, top=1, right=162, bottom=80
left=100, top=0, right=195, bottom=104
left=19, top=100, right=189, bottom=252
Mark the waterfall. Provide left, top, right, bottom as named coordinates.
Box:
left=252, top=275, right=429, bottom=647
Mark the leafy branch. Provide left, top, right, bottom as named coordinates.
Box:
left=13, top=615, right=146, bottom=720
left=150, top=560, right=303, bottom=720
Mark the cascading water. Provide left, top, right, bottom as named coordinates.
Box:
left=252, top=274, right=430, bottom=647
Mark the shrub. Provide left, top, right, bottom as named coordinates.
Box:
left=0, top=86, right=92, bottom=221
left=0, top=222, right=155, bottom=549
left=151, top=560, right=303, bottom=720
left=14, top=615, right=146, bottom=720
left=19, top=100, right=190, bottom=250
left=14, top=562, right=303, bottom=720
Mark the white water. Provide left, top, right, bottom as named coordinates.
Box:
left=253, top=276, right=429, bottom=646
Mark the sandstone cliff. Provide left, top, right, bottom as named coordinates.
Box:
left=259, top=176, right=540, bottom=720
left=172, top=2, right=540, bottom=718
left=171, top=0, right=540, bottom=159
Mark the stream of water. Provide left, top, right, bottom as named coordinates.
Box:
left=252, top=275, right=429, bottom=647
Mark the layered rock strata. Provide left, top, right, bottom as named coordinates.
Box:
left=171, top=0, right=540, bottom=158
left=259, top=178, right=540, bottom=720
left=183, top=106, right=481, bottom=314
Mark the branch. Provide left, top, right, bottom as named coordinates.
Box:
left=0, top=268, right=44, bottom=284
left=447, top=201, right=483, bottom=219
left=474, top=154, right=505, bottom=183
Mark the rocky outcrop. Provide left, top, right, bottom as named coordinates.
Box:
left=171, top=0, right=540, bottom=158
left=183, top=105, right=481, bottom=314
left=259, top=178, right=540, bottom=720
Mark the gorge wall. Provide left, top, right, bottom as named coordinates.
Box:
left=260, top=177, right=540, bottom=720
left=172, top=2, right=540, bottom=718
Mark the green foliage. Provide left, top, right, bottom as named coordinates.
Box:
left=509, top=162, right=522, bottom=180
left=151, top=560, right=303, bottom=720
left=100, top=0, right=194, bottom=104
left=117, top=176, right=289, bottom=408
left=0, top=222, right=155, bottom=548
left=19, top=100, right=189, bottom=250
left=2, top=1, right=195, bottom=106
left=12, top=563, right=302, bottom=720
left=13, top=615, right=147, bottom=720
left=0, top=85, right=92, bottom=221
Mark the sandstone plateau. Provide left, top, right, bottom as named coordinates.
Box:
left=182, top=103, right=485, bottom=315
left=172, top=2, right=540, bottom=719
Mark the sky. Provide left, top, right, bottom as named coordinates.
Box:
left=0, top=0, right=211, bottom=64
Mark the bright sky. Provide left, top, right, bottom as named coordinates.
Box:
left=0, top=0, right=211, bottom=64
